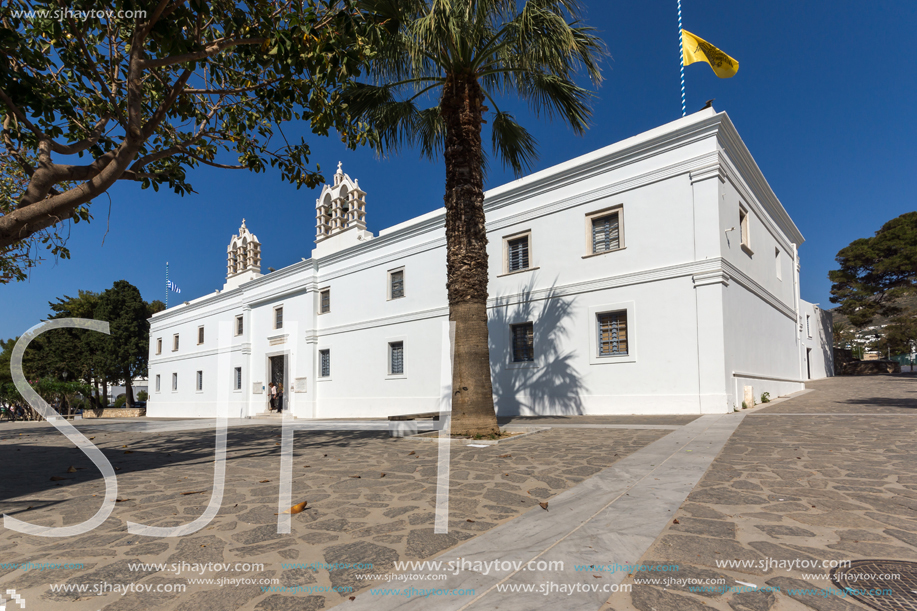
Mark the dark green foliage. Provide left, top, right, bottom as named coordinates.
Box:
left=829, top=212, right=917, bottom=327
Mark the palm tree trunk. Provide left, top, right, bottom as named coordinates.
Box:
left=441, top=75, right=499, bottom=436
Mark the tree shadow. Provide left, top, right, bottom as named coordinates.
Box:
left=0, top=427, right=388, bottom=503
left=488, top=278, right=588, bottom=416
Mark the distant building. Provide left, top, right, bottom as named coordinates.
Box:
left=148, top=109, right=832, bottom=419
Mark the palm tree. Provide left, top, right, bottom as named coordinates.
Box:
left=349, top=0, right=605, bottom=435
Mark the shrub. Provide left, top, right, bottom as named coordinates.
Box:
left=761, top=392, right=771, bottom=403
left=113, top=395, right=126, bottom=408
left=137, top=390, right=148, bottom=401
left=741, top=401, right=748, bottom=409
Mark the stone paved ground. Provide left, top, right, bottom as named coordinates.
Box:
left=605, top=374, right=917, bottom=611
left=0, top=419, right=671, bottom=611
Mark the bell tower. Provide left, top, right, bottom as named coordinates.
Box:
left=224, top=219, right=262, bottom=290
left=314, top=162, right=372, bottom=257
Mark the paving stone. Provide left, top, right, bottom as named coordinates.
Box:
left=670, top=517, right=737, bottom=539
left=752, top=525, right=815, bottom=538
left=630, top=585, right=709, bottom=611
left=688, top=488, right=768, bottom=506
left=255, top=595, right=326, bottom=611
left=728, top=589, right=776, bottom=611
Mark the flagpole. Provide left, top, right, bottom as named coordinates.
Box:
left=166, top=261, right=169, bottom=308
left=678, top=0, right=685, bottom=116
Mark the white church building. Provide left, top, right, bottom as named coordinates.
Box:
left=147, top=109, right=832, bottom=420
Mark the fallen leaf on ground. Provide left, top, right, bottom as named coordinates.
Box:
left=181, top=491, right=204, bottom=495
left=259, top=480, right=270, bottom=483
left=466, top=519, right=475, bottom=523
left=124, top=450, right=133, bottom=454
left=116, top=498, right=131, bottom=503
left=66, top=466, right=76, bottom=473
left=499, top=454, right=511, bottom=458
left=539, top=502, right=549, bottom=510
left=349, top=596, right=356, bottom=601
left=304, top=466, right=310, bottom=468
left=281, top=501, right=308, bottom=515
left=350, top=475, right=361, bottom=479
left=673, top=518, right=680, bottom=524
left=380, top=473, right=386, bottom=478
left=49, top=476, right=67, bottom=481
left=408, top=451, right=415, bottom=456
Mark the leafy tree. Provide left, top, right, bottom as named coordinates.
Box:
left=829, top=211, right=917, bottom=327
left=0, top=0, right=375, bottom=255
left=886, top=312, right=917, bottom=355
left=347, top=0, right=604, bottom=434
left=96, top=280, right=150, bottom=407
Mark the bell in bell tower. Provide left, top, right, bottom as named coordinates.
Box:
left=224, top=219, right=263, bottom=290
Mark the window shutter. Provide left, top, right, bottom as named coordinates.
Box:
left=390, top=342, right=404, bottom=374
left=512, top=323, right=534, bottom=362
left=391, top=271, right=404, bottom=298
left=597, top=312, right=627, bottom=356
left=592, top=213, right=620, bottom=253
left=507, top=237, right=529, bottom=272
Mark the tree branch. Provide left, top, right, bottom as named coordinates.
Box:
left=138, top=38, right=267, bottom=70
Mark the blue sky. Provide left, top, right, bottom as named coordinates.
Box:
left=3, top=0, right=915, bottom=339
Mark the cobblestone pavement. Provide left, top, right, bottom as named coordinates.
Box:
left=605, top=374, right=917, bottom=611
left=0, top=418, right=672, bottom=611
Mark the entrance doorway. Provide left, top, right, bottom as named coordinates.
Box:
left=269, top=355, right=286, bottom=411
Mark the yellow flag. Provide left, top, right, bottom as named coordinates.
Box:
left=682, top=29, right=739, bottom=79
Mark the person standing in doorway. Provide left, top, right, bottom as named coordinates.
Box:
left=268, top=382, right=277, bottom=413
left=276, top=384, right=284, bottom=413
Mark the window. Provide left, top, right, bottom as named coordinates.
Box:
left=507, top=235, right=530, bottom=272
left=172, top=334, right=179, bottom=351
left=198, top=326, right=204, bottom=344
left=319, top=349, right=331, bottom=377
left=389, top=342, right=404, bottom=375
left=585, top=207, right=623, bottom=256
left=172, top=372, right=178, bottom=391
left=155, top=374, right=161, bottom=392
left=806, top=314, right=812, bottom=338
left=156, top=338, right=162, bottom=355
left=196, top=370, right=203, bottom=391
left=236, top=315, right=244, bottom=336
left=511, top=323, right=534, bottom=362
left=775, top=248, right=782, bottom=280
left=739, top=206, right=750, bottom=250
left=320, top=289, right=330, bottom=314
left=390, top=270, right=405, bottom=299
left=234, top=367, right=242, bottom=390
left=597, top=311, right=628, bottom=356
left=274, top=306, right=284, bottom=329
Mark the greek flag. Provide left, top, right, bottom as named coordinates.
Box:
left=167, top=280, right=181, bottom=294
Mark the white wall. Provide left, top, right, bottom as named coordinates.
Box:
left=148, top=109, right=810, bottom=419
left=800, top=301, right=834, bottom=380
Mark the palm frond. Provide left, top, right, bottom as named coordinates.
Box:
left=491, top=111, right=538, bottom=176
left=413, top=106, right=446, bottom=160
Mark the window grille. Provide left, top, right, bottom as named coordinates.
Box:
left=155, top=375, right=160, bottom=392
left=172, top=373, right=178, bottom=391
left=390, top=270, right=404, bottom=299
left=597, top=312, right=628, bottom=356
left=507, top=236, right=530, bottom=272
left=592, top=213, right=620, bottom=253
left=234, top=367, right=242, bottom=390
left=196, top=371, right=203, bottom=391
left=236, top=316, right=244, bottom=335
left=319, top=349, right=331, bottom=377
left=198, top=327, right=204, bottom=344
left=390, top=342, right=404, bottom=374
left=511, top=323, right=534, bottom=362
left=275, top=307, right=284, bottom=329
left=320, top=290, right=330, bottom=314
